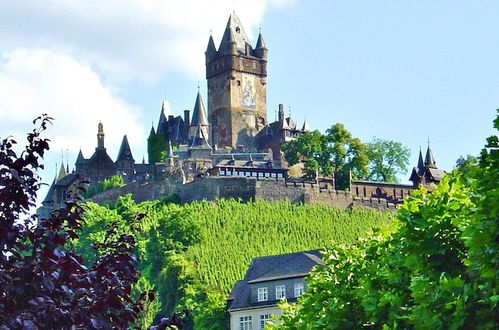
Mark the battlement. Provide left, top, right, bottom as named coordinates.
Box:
left=88, top=175, right=398, bottom=211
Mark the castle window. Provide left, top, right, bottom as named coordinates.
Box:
left=276, top=285, right=286, bottom=299
left=257, top=287, right=268, bottom=302
left=237, top=80, right=241, bottom=86
left=220, top=170, right=225, bottom=176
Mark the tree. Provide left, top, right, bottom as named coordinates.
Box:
left=0, top=115, right=185, bottom=329
left=282, top=124, right=368, bottom=190
left=281, top=130, right=332, bottom=178
left=325, top=123, right=368, bottom=189
left=365, top=137, right=411, bottom=182
left=271, top=112, right=499, bottom=329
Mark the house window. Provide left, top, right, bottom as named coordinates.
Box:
left=294, top=283, right=305, bottom=297
left=259, top=314, right=271, bottom=329
left=276, top=285, right=286, bottom=299
left=257, top=287, right=268, bottom=302
left=239, top=316, right=252, bottom=330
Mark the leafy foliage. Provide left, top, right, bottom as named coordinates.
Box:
left=76, top=198, right=395, bottom=328
left=282, top=130, right=332, bottom=177
left=83, top=174, right=125, bottom=198
left=366, top=137, right=411, bottom=182
left=272, top=111, right=499, bottom=329
left=282, top=123, right=369, bottom=189
left=0, top=116, right=151, bottom=329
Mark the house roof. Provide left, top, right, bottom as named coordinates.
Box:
left=228, top=250, right=323, bottom=311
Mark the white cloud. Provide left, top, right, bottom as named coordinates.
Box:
left=0, top=49, right=145, bottom=169
left=0, top=0, right=295, bottom=81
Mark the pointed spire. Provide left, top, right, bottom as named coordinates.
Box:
left=42, top=178, right=56, bottom=204
left=148, top=124, right=156, bottom=138
left=302, top=118, right=310, bottom=132
left=117, top=135, right=135, bottom=162
left=142, top=156, right=146, bottom=164
left=66, top=162, right=69, bottom=174
left=190, top=124, right=212, bottom=150
left=157, top=102, right=169, bottom=136
left=417, top=147, right=424, bottom=169
left=425, top=144, right=437, bottom=168
left=205, top=33, right=217, bottom=62
left=255, top=31, right=266, bottom=49
left=190, top=91, right=209, bottom=127
left=218, top=11, right=250, bottom=55
left=57, top=161, right=67, bottom=181
left=167, top=140, right=175, bottom=169
left=76, top=149, right=85, bottom=165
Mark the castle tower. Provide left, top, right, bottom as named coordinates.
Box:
left=116, top=135, right=135, bottom=180
left=206, top=12, right=268, bottom=150
left=189, top=91, right=209, bottom=140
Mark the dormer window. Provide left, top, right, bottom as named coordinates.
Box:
left=294, top=283, right=304, bottom=297
left=257, top=287, right=268, bottom=302
left=275, top=285, right=286, bottom=299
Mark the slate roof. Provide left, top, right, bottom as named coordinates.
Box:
left=116, top=135, right=135, bottom=162
left=189, top=125, right=211, bottom=150
left=228, top=250, right=323, bottom=311
left=190, top=92, right=209, bottom=127
left=215, top=159, right=283, bottom=170
left=218, top=12, right=252, bottom=56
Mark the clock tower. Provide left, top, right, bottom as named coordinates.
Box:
left=205, top=12, right=268, bottom=150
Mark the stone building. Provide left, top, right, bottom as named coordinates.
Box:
left=38, top=12, right=446, bottom=216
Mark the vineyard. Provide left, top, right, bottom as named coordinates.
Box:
left=75, top=197, right=396, bottom=328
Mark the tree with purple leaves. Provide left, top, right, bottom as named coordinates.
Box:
left=0, top=115, right=186, bottom=329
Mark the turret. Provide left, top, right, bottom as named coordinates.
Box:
left=425, top=144, right=436, bottom=168
left=97, top=122, right=105, bottom=150
left=116, top=135, right=135, bottom=163
left=189, top=91, right=209, bottom=139
left=167, top=140, right=175, bottom=170
left=218, top=13, right=242, bottom=56
left=57, top=161, right=67, bottom=181
left=157, top=101, right=169, bottom=136
left=417, top=147, right=424, bottom=170
left=254, top=31, right=268, bottom=60
left=302, top=118, right=310, bottom=132
left=205, top=34, right=217, bottom=63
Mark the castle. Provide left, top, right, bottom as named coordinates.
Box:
left=38, top=12, right=444, bottom=216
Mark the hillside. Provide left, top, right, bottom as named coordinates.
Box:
left=74, top=196, right=396, bottom=328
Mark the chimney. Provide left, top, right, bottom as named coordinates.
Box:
left=184, top=110, right=190, bottom=127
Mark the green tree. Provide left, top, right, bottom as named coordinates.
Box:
left=366, top=137, right=411, bottom=182
left=326, top=123, right=368, bottom=189
left=282, top=124, right=368, bottom=189
left=272, top=112, right=499, bottom=329
left=282, top=130, right=332, bottom=178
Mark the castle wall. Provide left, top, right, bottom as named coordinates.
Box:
left=88, top=176, right=397, bottom=211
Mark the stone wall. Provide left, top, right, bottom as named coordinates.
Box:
left=89, top=176, right=397, bottom=211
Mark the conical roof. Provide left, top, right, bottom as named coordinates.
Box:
left=116, top=135, right=135, bottom=162
left=190, top=125, right=212, bottom=150
left=42, top=178, right=56, bottom=204
left=57, top=163, right=67, bottom=181
left=417, top=148, right=424, bottom=169
left=255, top=31, right=266, bottom=49
left=76, top=149, right=86, bottom=165
left=302, top=118, right=310, bottom=132
left=190, top=92, right=209, bottom=127
left=148, top=125, right=156, bottom=138
left=157, top=102, right=169, bottom=135
left=425, top=145, right=436, bottom=168
left=218, top=12, right=251, bottom=55
left=206, top=34, right=217, bottom=54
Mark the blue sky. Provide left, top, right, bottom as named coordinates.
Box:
left=1, top=1, right=497, bottom=203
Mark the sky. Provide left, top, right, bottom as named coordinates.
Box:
left=1, top=0, right=498, bottom=204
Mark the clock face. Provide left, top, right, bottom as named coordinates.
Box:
left=241, top=74, right=256, bottom=108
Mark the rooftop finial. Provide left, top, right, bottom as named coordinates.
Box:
left=197, top=81, right=200, bottom=92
